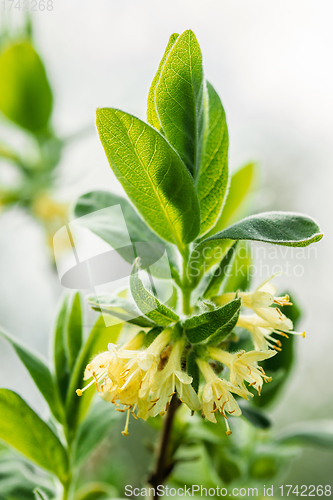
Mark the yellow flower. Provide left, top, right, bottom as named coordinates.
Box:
left=196, top=359, right=243, bottom=435
left=148, top=339, right=201, bottom=417
left=208, top=347, right=276, bottom=397
left=237, top=313, right=304, bottom=351
left=214, top=276, right=292, bottom=312
left=76, top=329, right=172, bottom=435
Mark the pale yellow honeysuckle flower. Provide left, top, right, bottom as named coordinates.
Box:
left=208, top=347, right=276, bottom=397
left=148, top=339, right=201, bottom=417
left=214, top=275, right=292, bottom=311
left=237, top=313, right=304, bottom=351
left=76, top=329, right=172, bottom=435
left=196, top=359, right=243, bottom=435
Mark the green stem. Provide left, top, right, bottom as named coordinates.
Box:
left=181, top=248, right=192, bottom=315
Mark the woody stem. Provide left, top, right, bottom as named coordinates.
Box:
left=148, top=394, right=181, bottom=499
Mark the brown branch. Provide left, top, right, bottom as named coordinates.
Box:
left=148, top=395, right=181, bottom=499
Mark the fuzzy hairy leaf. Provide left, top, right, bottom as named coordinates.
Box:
left=184, top=298, right=241, bottom=344
left=203, top=244, right=236, bottom=298
left=96, top=108, right=200, bottom=252
left=130, top=260, right=179, bottom=326
left=0, top=42, right=52, bottom=132
left=87, top=294, right=156, bottom=328
left=0, top=327, right=65, bottom=424
left=187, top=350, right=200, bottom=393
left=0, top=389, right=68, bottom=483
left=201, top=211, right=323, bottom=248
left=147, top=33, right=179, bottom=130
left=73, top=190, right=179, bottom=280
left=154, top=29, right=205, bottom=177
left=197, top=82, right=229, bottom=236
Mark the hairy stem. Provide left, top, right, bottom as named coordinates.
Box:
left=148, top=395, right=181, bottom=499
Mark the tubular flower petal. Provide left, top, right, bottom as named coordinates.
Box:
left=148, top=339, right=201, bottom=417
left=237, top=313, right=304, bottom=351
left=208, top=347, right=276, bottom=396
left=197, top=359, right=243, bottom=435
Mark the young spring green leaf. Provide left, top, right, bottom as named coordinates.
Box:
left=65, top=292, right=83, bottom=371
left=73, top=190, right=179, bottom=280
left=183, top=298, right=241, bottom=344
left=0, top=389, right=69, bottom=483
left=147, top=33, right=179, bottom=130
left=87, top=294, right=156, bottom=328
left=187, top=350, right=200, bottom=393
left=154, top=29, right=205, bottom=177
left=96, top=108, right=200, bottom=252
left=187, top=239, right=233, bottom=287
left=0, top=327, right=65, bottom=424
left=221, top=241, right=252, bottom=294
left=200, top=211, right=323, bottom=248
left=130, top=260, right=179, bottom=326
left=206, top=162, right=257, bottom=236
left=276, top=420, right=333, bottom=449
left=74, top=400, right=121, bottom=465
left=53, top=294, right=70, bottom=401
left=197, top=82, right=229, bottom=236
left=65, top=317, right=122, bottom=434
left=203, top=244, right=236, bottom=298
left=0, top=42, right=52, bottom=132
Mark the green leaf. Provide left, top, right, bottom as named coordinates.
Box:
left=0, top=42, right=52, bottom=132
left=144, top=326, right=164, bottom=347
left=53, top=294, right=70, bottom=401
left=154, top=29, right=205, bottom=177
left=65, top=292, right=83, bottom=371
left=183, top=298, right=241, bottom=344
left=203, top=244, right=236, bottom=298
left=254, top=295, right=300, bottom=407
left=221, top=241, right=252, bottom=293
left=96, top=108, right=200, bottom=252
left=277, top=420, right=333, bottom=449
left=187, top=350, right=199, bottom=393
left=207, top=162, right=257, bottom=236
left=197, top=82, right=229, bottom=236
left=65, top=317, right=122, bottom=434
left=73, top=190, right=179, bottom=280
left=239, top=403, right=271, bottom=429
left=130, top=260, right=179, bottom=326
left=147, top=33, right=179, bottom=130
left=201, top=211, right=323, bottom=248
left=0, top=327, right=64, bottom=424
left=74, top=400, right=121, bottom=465
left=34, top=489, right=50, bottom=500
left=187, top=239, right=233, bottom=287
left=0, top=389, right=68, bottom=483
left=87, top=294, right=156, bottom=328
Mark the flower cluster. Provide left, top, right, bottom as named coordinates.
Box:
left=77, top=329, right=200, bottom=435
left=77, top=277, right=302, bottom=436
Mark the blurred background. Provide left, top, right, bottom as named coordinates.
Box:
left=0, top=0, right=332, bottom=490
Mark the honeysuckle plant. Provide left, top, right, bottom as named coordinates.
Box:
left=0, top=28, right=332, bottom=500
